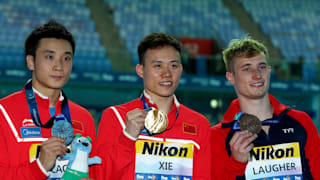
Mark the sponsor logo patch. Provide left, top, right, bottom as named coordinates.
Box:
left=22, top=118, right=36, bottom=127
left=20, top=127, right=42, bottom=137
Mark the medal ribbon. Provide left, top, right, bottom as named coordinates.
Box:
left=221, top=107, right=294, bottom=131
left=25, top=80, right=72, bottom=128
left=141, top=93, right=179, bottom=119
left=140, top=93, right=179, bottom=135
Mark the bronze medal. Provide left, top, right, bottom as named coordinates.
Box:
left=239, top=113, right=262, bottom=134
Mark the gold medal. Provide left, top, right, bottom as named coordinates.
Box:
left=145, top=108, right=168, bottom=134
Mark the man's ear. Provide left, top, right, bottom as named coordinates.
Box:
left=136, top=64, right=144, bottom=79
left=26, top=55, right=35, bottom=71
left=226, top=72, right=235, bottom=85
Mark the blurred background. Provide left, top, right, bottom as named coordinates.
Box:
left=0, top=0, right=319, bottom=133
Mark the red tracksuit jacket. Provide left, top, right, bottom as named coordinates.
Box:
left=0, top=87, right=96, bottom=179
left=96, top=93, right=211, bottom=180
left=211, top=94, right=320, bottom=179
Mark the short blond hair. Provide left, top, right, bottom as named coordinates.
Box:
left=223, top=38, right=268, bottom=72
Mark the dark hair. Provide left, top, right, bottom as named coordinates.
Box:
left=24, top=19, right=76, bottom=58
left=137, top=33, right=181, bottom=65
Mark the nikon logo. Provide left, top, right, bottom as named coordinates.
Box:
left=142, top=142, right=188, bottom=157
left=250, top=146, right=294, bottom=161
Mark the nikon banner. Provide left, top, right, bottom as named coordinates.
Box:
left=245, top=142, right=303, bottom=180
left=135, top=140, right=194, bottom=180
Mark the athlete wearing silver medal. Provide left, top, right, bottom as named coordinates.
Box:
left=0, top=20, right=96, bottom=180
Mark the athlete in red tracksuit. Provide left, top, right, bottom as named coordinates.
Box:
left=96, top=93, right=211, bottom=180
left=0, top=88, right=97, bottom=179
left=211, top=95, right=320, bottom=179
left=0, top=20, right=101, bottom=179
left=210, top=37, right=320, bottom=179
left=1, top=20, right=137, bottom=180
left=94, top=33, right=211, bottom=180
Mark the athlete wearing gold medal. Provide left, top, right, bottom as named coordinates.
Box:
left=94, top=33, right=211, bottom=180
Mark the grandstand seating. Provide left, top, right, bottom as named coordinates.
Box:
left=1, top=0, right=320, bottom=79
left=0, top=0, right=319, bottom=131
left=238, top=0, right=320, bottom=65
left=0, top=0, right=112, bottom=73
left=104, top=0, right=247, bottom=58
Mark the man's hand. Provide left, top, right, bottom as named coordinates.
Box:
left=229, top=130, right=257, bottom=163
left=125, top=108, right=147, bottom=139
left=39, top=137, right=68, bottom=171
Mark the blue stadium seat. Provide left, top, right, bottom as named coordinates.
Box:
left=104, top=0, right=247, bottom=53
left=196, top=55, right=207, bottom=76
left=0, top=0, right=108, bottom=72
left=238, top=0, right=320, bottom=63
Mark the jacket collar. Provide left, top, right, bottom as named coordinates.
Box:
left=142, top=91, right=180, bottom=130
left=142, top=90, right=180, bottom=110
left=222, top=94, right=289, bottom=123
left=32, top=87, right=64, bottom=101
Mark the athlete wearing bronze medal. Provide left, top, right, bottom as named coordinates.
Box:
left=0, top=20, right=97, bottom=179
left=94, top=33, right=211, bottom=180
left=210, top=38, right=320, bottom=179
